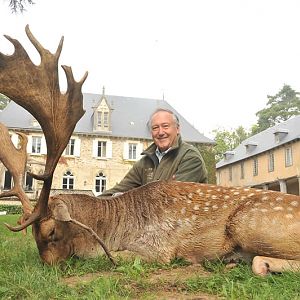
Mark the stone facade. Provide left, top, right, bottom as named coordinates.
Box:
left=0, top=132, right=152, bottom=199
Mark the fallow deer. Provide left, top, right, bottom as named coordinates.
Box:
left=1, top=26, right=300, bottom=276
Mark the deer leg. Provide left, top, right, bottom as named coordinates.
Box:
left=252, top=256, right=300, bottom=276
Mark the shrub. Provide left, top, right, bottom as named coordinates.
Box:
left=0, top=204, right=22, bottom=215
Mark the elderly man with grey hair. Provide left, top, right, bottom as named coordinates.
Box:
left=101, top=108, right=208, bottom=196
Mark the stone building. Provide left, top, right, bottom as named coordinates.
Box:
left=216, top=115, right=300, bottom=195
left=0, top=89, right=214, bottom=199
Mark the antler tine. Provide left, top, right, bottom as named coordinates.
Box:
left=0, top=123, right=33, bottom=215
left=0, top=26, right=88, bottom=230
left=25, top=24, right=64, bottom=62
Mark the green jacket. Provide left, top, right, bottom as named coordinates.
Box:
left=101, top=135, right=208, bottom=196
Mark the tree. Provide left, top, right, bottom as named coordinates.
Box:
left=6, top=0, right=34, bottom=13
left=254, top=84, right=300, bottom=134
left=195, top=144, right=216, bottom=184
left=212, top=126, right=250, bottom=162
left=0, top=94, right=10, bottom=110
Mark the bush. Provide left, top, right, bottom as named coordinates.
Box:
left=0, top=204, right=22, bottom=215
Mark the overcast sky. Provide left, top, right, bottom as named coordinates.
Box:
left=1, top=0, right=300, bottom=138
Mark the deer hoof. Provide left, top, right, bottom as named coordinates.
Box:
left=252, top=256, right=270, bottom=276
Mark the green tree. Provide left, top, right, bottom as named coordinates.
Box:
left=0, top=94, right=10, bottom=110
left=254, top=84, right=300, bottom=134
left=212, top=126, right=250, bottom=162
left=195, top=144, right=216, bottom=184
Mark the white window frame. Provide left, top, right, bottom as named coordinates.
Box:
left=268, top=152, right=275, bottom=172
left=103, top=112, right=109, bottom=128
left=123, top=141, right=143, bottom=161
left=97, top=111, right=102, bottom=127
left=285, top=146, right=293, bottom=167
left=129, top=143, right=137, bottom=160
left=31, top=136, right=42, bottom=154
left=92, top=139, right=112, bottom=159
left=63, top=137, right=81, bottom=157
left=62, top=171, right=74, bottom=190
left=27, top=135, right=47, bottom=155
left=98, top=141, right=107, bottom=157
left=65, top=138, right=75, bottom=156
left=253, top=157, right=258, bottom=176
left=95, top=172, right=107, bottom=195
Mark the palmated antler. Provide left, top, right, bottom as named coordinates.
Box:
left=0, top=26, right=116, bottom=265
left=0, top=123, right=32, bottom=215
left=0, top=25, right=87, bottom=230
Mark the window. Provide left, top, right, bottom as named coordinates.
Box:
left=268, top=152, right=274, bottom=172
left=62, top=171, right=74, bottom=189
left=240, top=162, right=244, bottom=179
left=229, top=166, right=232, bottom=181
left=95, top=172, right=107, bottom=194
left=97, top=141, right=107, bottom=157
left=93, top=139, right=112, bottom=159
left=285, top=147, right=293, bottom=167
left=253, top=157, right=258, bottom=176
left=97, top=111, right=102, bottom=127
left=129, top=143, right=137, bottom=160
left=64, top=138, right=80, bottom=157
left=103, top=112, right=109, bottom=128
left=65, top=139, right=75, bottom=156
left=96, top=108, right=110, bottom=131
left=32, top=136, right=42, bottom=154
left=3, top=170, right=12, bottom=190
left=25, top=172, right=33, bottom=191
left=123, top=142, right=143, bottom=160
left=274, top=129, right=288, bottom=143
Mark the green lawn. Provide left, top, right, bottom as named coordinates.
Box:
left=1, top=214, right=300, bottom=299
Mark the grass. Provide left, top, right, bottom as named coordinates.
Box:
left=1, top=214, right=300, bottom=299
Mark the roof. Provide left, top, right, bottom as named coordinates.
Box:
left=216, top=114, right=300, bottom=168
left=0, top=93, right=214, bottom=144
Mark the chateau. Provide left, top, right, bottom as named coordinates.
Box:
left=0, top=89, right=214, bottom=199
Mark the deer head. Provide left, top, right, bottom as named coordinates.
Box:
left=0, top=26, right=115, bottom=265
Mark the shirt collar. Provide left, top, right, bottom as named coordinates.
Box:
left=155, top=147, right=171, bottom=162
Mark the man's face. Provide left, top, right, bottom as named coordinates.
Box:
left=150, top=111, right=179, bottom=152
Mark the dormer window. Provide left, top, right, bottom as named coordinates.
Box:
left=95, top=106, right=110, bottom=131
left=274, top=128, right=289, bottom=143
left=93, top=87, right=112, bottom=132
left=223, top=150, right=235, bottom=160
left=245, top=141, right=257, bottom=153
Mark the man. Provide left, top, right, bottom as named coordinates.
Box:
left=101, top=108, right=208, bottom=196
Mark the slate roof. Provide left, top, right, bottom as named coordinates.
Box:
left=0, top=93, right=214, bottom=144
left=216, top=114, right=300, bottom=168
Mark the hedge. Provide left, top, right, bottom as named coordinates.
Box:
left=0, top=205, right=22, bottom=215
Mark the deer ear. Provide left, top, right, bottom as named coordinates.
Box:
left=51, top=201, right=71, bottom=222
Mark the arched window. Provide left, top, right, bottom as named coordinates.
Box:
left=62, top=171, right=74, bottom=189
left=95, top=172, right=106, bottom=194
